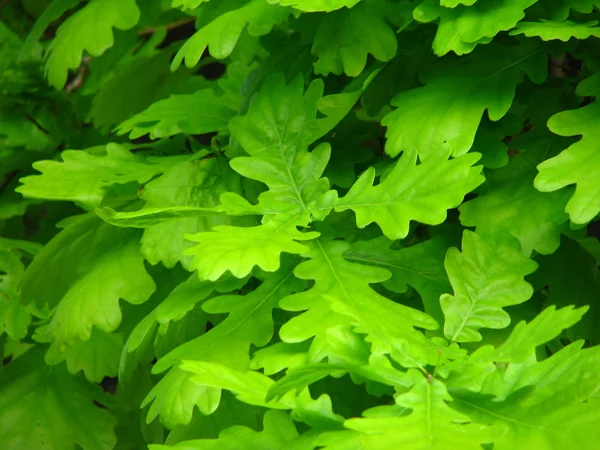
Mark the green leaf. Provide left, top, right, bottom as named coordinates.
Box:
left=382, top=43, right=547, bottom=159
left=311, top=0, right=397, bottom=77
left=414, top=0, right=537, bottom=56
left=185, top=214, right=319, bottom=280
left=471, top=305, right=588, bottom=364
left=133, top=156, right=250, bottom=270
left=460, top=177, right=570, bottom=256
left=330, top=150, right=483, bottom=240
left=548, top=0, right=600, bottom=20
left=172, top=0, right=290, bottom=70
left=17, top=144, right=187, bottom=207
left=150, top=411, right=306, bottom=450
left=344, top=236, right=453, bottom=323
left=280, top=239, right=438, bottom=368
left=89, top=50, right=198, bottom=131
left=144, top=264, right=302, bottom=427
left=441, top=231, right=538, bottom=343
left=268, top=0, right=360, bottom=12
left=116, top=89, right=238, bottom=140
left=44, top=230, right=155, bottom=349
left=452, top=386, right=600, bottom=449
left=45, top=328, right=123, bottom=383
left=530, top=237, right=600, bottom=344
left=319, top=375, right=499, bottom=449
left=19, top=0, right=82, bottom=61
left=171, top=0, right=212, bottom=11
left=510, top=20, right=600, bottom=41
left=181, top=361, right=292, bottom=410
left=0, top=348, right=117, bottom=449
left=535, top=100, right=600, bottom=224
left=45, top=0, right=141, bottom=89
left=0, top=249, right=30, bottom=340
left=228, top=74, right=331, bottom=218
left=461, top=119, right=572, bottom=255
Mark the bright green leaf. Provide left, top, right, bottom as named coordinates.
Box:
left=382, top=43, right=547, bottom=159
left=45, top=0, right=141, bottom=88
left=0, top=348, right=117, bottom=449
left=331, top=150, right=483, bottom=240
left=441, top=231, right=538, bottom=343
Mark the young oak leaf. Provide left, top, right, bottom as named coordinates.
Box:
left=535, top=101, right=600, bottom=224
left=45, top=0, right=141, bottom=89
left=451, top=385, right=600, bottom=450
left=171, top=0, right=290, bottom=70
left=549, top=0, right=600, bottom=20
left=461, top=119, right=572, bottom=256
left=180, top=360, right=346, bottom=428
left=510, top=20, right=600, bottom=41
left=471, top=305, right=588, bottom=365
left=0, top=249, right=30, bottom=340
left=149, top=410, right=303, bottom=450
left=171, top=0, right=211, bottom=10
left=318, top=376, right=499, bottom=450
left=17, top=143, right=187, bottom=207
left=45, top=328, right=123, bottom=384
left=479, top=341, right=600, bottom=406
left=460, top=176, right=570, bottom=256
left=382, top=42, right=547, bottom=159
left=144, top=264, right=302, bottom=427
left=0, top=348, right=117, bottom=450
left=327, top=150, right=483, bottom=240
left=116, top=89, right=238, bottom=140
left=267, top=0, right=360, bottom=12
left=133, top=156, right=251, bottom=270
left=531, top=238, right=600, bottom=344
left=311, top=0, right=397, bottom=77
left=441, top=231, right=538, bottom=343
left=344, top=235, right=453, bottom=324
left=228, top=74, right=332, bottom=218
left=184, top=213, right=319, bottom=280
left=280, top=239, right=438, bottom=369
left=45, top=232, right=155, bottom=350
left=414, top=0, right=537, bottom=56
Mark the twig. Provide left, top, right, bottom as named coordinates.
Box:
left=65, top=56, right=91, bottom=93
left=137, top=17, right=195, bottom=37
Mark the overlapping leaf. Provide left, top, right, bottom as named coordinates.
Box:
left=319, top=375, right=499, bottom=449
left=228, top=74, right=331, bottom=217
left=414, top=0, right=537, bottom=56
left=311, top=0, right=397, bottom=76
left=383, top=43, right=547, bottom=158
left=344, top=236, right=453, bottom=322
left=452, top=386, right=600, bottom=449
left=327, top=149, right=483, bottom=240
left=17, top=144, right=187, bottom=207
left=268, top=0, right=360, bottom=12
left=45, top=0, right=140, bottom=88
left=185, top=214, right=319, bottom=280
left=172, top=0, right=290, bottom=69
left=116, top=89, right=238, bottom=140
left=144, top=263, right=302, bottom=427
left=0, top=348, right=117, bottom=450
left=280, top=239, right=438, bottom=368
left=535, top=98, right=600, bottom=224
left=511, top=20, right=600, bottom=41
left=150, top=410, right=306, bottom=450
left=441, top=231, right=538, bottom=342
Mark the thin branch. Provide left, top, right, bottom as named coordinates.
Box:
left=137, top=17, right=195, bottom=37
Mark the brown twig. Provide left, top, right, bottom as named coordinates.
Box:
left=137, top=17, right=195, bottom=37
left=65, top=56, right=91, bottom=93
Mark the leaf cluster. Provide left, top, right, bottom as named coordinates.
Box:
left=1, top=0, right=600, bottom=448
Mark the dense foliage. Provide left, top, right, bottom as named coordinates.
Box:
left=1, top=0, right=600, bottom=448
